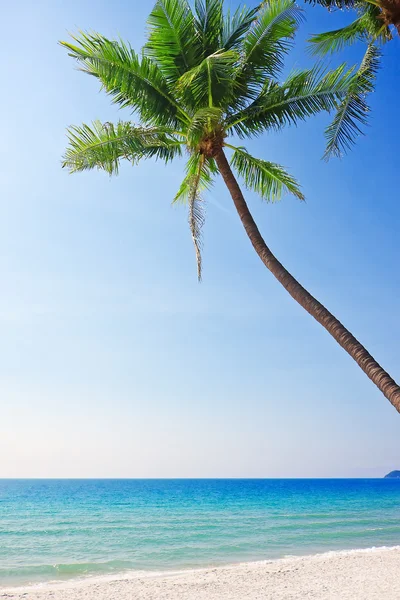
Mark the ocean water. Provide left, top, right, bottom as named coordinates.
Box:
left=1, top=479, right=400, bottom=587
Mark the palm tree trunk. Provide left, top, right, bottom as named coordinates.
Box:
left=214, top=148, right=400, bottom=413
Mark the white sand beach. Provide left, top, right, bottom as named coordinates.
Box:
left=3, top=547, right=400, bottom=600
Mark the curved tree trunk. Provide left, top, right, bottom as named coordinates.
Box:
left=214, top=148, right=400, bottom=413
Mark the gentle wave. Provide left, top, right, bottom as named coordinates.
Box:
left=3, top=545, right=400, bottom=594
left=2, top=479, right=400, bottom=587
left=0, top=560, right=136, bottom=586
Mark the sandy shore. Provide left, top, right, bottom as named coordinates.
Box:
left=2, top=547, right=400, bottom=600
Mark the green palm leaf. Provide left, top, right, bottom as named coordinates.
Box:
left=324, top=43, right=381, bottom=159
left=230, top=146, right=304, bottom=201
left=60, top=33, right=190, bottom=127
left=226, top=0, right=304, bottom=113
left=308, top=19, right=367, bottom=55
left=241, top=0, right=304, bottom=77
left=62, top=121, right=182, bottom=174
left=227, top=63, right=355, bottom=138
left=194, top=0, right=224, bottom=57
left=221, top=5, right=259, bottom=50
left=176, top=49, right=240, bottom=109
left=144, top=0, right=199, bottom=83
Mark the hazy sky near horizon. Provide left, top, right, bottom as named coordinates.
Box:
left=1, top=0, right=400, bottom=478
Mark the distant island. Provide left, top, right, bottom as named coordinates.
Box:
left=384, top=471, right=400, bottom=478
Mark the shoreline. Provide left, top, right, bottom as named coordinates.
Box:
left=3, top=545, right=400, bottom=599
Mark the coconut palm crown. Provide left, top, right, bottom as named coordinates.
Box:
left=61, top=0, right=358, bottom=279
left=306, top=0, right=398, bottom=157
left=61, top=0, right=400, bottom=413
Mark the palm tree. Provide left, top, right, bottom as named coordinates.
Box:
left=306, top=0, right=396, bottom=158
left=61, top=0, right=400, bottom=412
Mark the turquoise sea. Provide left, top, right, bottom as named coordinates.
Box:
left=1, top=479, right=400, bottom=587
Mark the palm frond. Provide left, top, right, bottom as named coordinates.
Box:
left=308, top=18, right=367, bottom=55
left=174, top=153, right=218, bottom=280
left=176, top=49, right=240, bottom=109
left=60, top=33, right=190, bottom=127
left=62, top=121, right=182, bottom=174
left=221, top=5, right=259, bottom=50
left=194, top=0, right=224, bottom=57
left=230, top=146, right=304, bottom=201
left=144, top=0, right=199, bottom=83
left=241, top=0, right=304, bottom=77
left=226, top=0, right=304, bottom=111
left=324, top=43, right=381, bottom=159
left=226, top=63, right=355, bottom=138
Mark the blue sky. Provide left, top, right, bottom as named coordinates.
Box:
left=1, top=0, right=399, bottom=478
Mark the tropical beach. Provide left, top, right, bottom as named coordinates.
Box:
left=2, top=479, right=400, bottom=597
left=2, top=0, right=400, bottom=597
left=4, top=548, right=400, bottom=600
